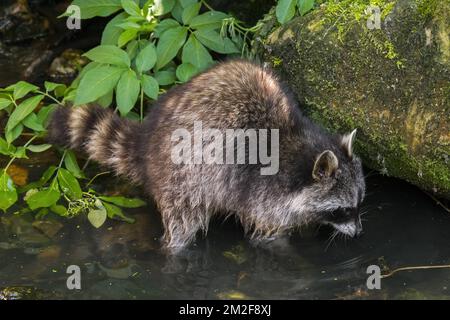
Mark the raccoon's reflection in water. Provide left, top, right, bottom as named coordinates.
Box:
left=0, top=174, right=450, bottom=299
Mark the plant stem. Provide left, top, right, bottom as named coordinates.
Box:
left=140, top=86, right=144, bottom=122
left=58, top=150, right=67, bottom=169
left=86, top=171, right=112, bottom=187
left=37, top=91, right=63, bottom=105
left=201, top=0, right=214, bottom=11
left=4, top=135, right=37, bottom=172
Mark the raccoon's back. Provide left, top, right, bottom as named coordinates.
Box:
left=143, top=60, right=302, bottom=197
left=146, top=59, right=299, bottom=132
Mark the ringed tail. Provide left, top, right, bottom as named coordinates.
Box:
left=47, top=105, right=144, bottom=184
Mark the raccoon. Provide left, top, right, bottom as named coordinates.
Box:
left=48, top=59, right=366, bottom=253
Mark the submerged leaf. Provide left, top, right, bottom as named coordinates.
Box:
left=99, top=196, right=146, bottom=208
left=88, top=207, right=107, bottom=228
left=103, top=202, right=135, bottom=223
left=0, top=171, right=18, bottom=212
left=6, top=164, right=28, bottom=187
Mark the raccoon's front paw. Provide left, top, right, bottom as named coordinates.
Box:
left=249, top=235, right=295, bottom=255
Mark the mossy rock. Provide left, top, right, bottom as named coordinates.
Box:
left=254, top=0, right=450, bottom=199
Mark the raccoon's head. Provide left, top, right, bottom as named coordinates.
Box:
left=305, top=129, right=366, bottom=238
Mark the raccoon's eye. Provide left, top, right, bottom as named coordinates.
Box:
left=329, top=207, right=352, bottom=223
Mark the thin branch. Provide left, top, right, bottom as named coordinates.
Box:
left=381, top=264, right=450, bottom=279
left=424, top=191, right=450, bottom=213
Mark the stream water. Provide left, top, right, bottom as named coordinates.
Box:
left=0, top=163, right=449, bottom=300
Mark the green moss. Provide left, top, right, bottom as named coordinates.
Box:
left=416, top=0, right=438, bottom=19
left=319, top=0, right=405, bottom=67
left=256, top=0, right=450, bottom=198
left=271, top=56, right=283, bottom=67
left=306, top=104, right=450, bottom=195
left=322, top=0, right=396, bottom=40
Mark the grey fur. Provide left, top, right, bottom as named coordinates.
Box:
left=48, top=59, right=366, bottom=253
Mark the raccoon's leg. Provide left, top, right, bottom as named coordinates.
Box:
left=160, top=203, right=208, bottom=254
left=250, top=235, right=296, bottom=256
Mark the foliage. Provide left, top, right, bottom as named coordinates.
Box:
left=0, top=82, right=142, bottom=227
left=276, top=0, right=316, bottom=24
left=63, top=0, right=259, bottom=120
left=0, top=0, right=317, bottom=228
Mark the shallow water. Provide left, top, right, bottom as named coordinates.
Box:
left=0, top=165, right=449, bottom=300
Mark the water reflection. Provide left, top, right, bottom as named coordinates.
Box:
left=0, top=173, right=450, bottom=300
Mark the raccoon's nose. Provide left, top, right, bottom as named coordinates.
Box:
left=354, top=219, right=363, bottom=238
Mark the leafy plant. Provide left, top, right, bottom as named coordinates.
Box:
left=0, top=81, right=143, bottom=227
left=63, top=0, right=256, bottom=120
left=276, top=0, right=316, bottom=24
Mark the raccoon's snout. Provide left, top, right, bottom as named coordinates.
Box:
left=333, top=220, right=363, bottom=238
left=323, top=208, right=363, bottom=238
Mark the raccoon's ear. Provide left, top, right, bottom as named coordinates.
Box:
left=341, top=129, right=357, bottom=158
left=312, top=150, right=339, bottom=181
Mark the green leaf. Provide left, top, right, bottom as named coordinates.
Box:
left=83, top=45, right=130, bottom=67
left=37, top=105, right=56, bottom=128
left=44, top=81, right=64, bottom=93
left=156, top=26, right=188, bottom=70
left=182, top=2, right=201, bottom=25
left=116, top=69, right=141, bottom=116
left=11, top=146, right=27, bottom=159
left=6, top=95, right=44, bottom=131
left=25, top=180, right=60, bottom=210
left=0, top=97, right=11, bottom=110
left=23, top=113, right=45, bottom=132
left=126, top=40, right=139, bottom=60
left=19, top=166, right=57, bottom=193
left=74, top=65, right=125, bottom=105
left=71, top=61, right=101, bottom=88
left=154, top=18, right=180, bottom=37
left=96, top=89, right=114, bottom=107
left=103, top=202, right=135, bottom=223
left=189, top=11, right=228, bottom=30
left=154, top=70, right=176, bottom=85
left=12, top=81, right=39, bottom=100
left=0, top=171, right=18, bottom=212
left=141, top=75, right=159, bottom=99
left=135, top=42, right=157, bottom=73
left=171, top=1, right=183, bottom=22
left=179, top=0, right=197, bottom=7
left=182, top=34, right=213, bottom=70
left=118, top=29, right=138, bottom=47
left=99, top=196, right=146, bottom=208
left=69, top=0, right=122, bottom=19
left=0, top=137, right=15, bottom=156
left=276, top=0, right=297, bottom=24
left=50, top=204, right=68, bottom=216
left=125, top=14, right=147, bottom=23
left=57, top=168, right=83, bottom=200
left=193, top=29, right=239, bottom=54
left=6, top=123, right=23, bottom=144
left=297, top=0, right=315, bottom=16
left=88, top=206, right=107, bottom=228
left=116, top=21, right=141, bottom=29
left=101, top=12, right=128, bottom=45
left=64, top=150, right=85, bottom=179
left=151, top=0, right=175, bottom=16
left=27, top=144, right=52, bottom=153
left=121, top=0, right=141, bottom=16
left=176, top=63, right=197, bottom=82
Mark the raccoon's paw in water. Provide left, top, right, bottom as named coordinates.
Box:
left=249, top=235, right=296, bottom=256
